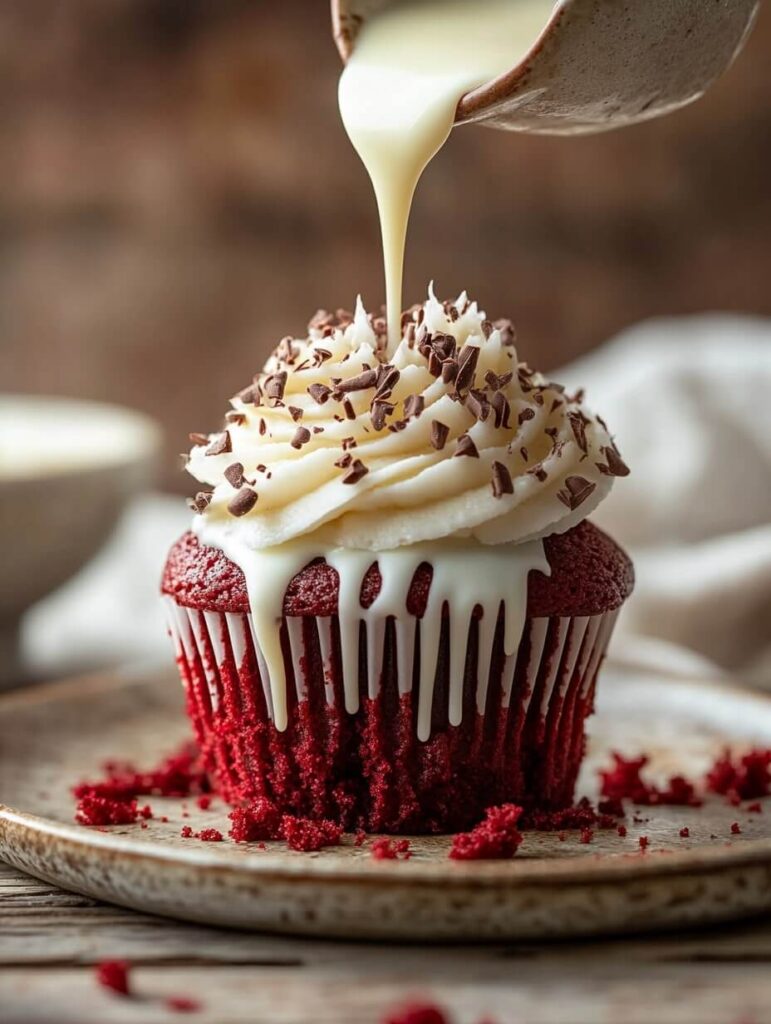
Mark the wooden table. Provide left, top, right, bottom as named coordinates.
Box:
left=3, top=861, right=771, bottom=1024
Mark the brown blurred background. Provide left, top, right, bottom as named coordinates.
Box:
left=2, top=0, right=770, bottom=491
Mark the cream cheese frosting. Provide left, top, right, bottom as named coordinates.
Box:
left=187, top=288, right=627, bottom=554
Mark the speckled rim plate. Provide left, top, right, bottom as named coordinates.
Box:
left=1, top=663, right=771, bottom=940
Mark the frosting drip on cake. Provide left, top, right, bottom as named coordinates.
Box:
left=184, top=291, right=628, bottom=732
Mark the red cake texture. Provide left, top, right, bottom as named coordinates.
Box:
left=162, top=521, right=632, bottom=832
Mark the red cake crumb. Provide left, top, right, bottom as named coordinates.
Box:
left=617, top=825, right=627, bottom=837
left=96, top=960, right=131, bottom=996
left=382, top=1003, right=449, bottom=1024
left=196, top=795, right=212, bottom=810
left=282, top=815, right=343, bottom=852
left=731, top=822, right=742, bottom=835
left=657, top=775, right=702, bottom=808
left=579, top=828, right=593, bottom=844
left=520, top=797, right=622, bottom=832
left=599, top=753, right=652, bottom=804
left=73, top=744, right=209, bottom=827
left=638, top=835, right=649, bottom=851
left=181, top=825, right=194, bottom=838
left=229, top=798, right=283, bottom=842
left=228, top=799, right=341, bottom=851
left=354, top=830, right=367, bottom=847
left=748, top=802, right=763, bottom=813
left=76, top=796, right=140, bottom=827
left=166, top=997, right=202, bottom=1013
left=371, top=838, right=413, bottom=861
left=706, top=749, right=771, bottom=801
left=679, top=827, right=690, bottom=838
left=449, top=804, right=523, bottom=861
left=197, top=828, right=223, bottom=842
left=599, top=754, right=702, bottom=807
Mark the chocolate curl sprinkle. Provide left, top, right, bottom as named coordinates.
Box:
left=556, top=475, right=596, bottom=510
left=228, top=487, right=258, bottom=517
left=454, top=433, right=479, bottom=459
left=341, top=459, right=369, bottom=485
left=491, top=461, right=514, bottom=498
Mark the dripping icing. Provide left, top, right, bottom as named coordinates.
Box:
left=195, top=520, right=549, bottom=738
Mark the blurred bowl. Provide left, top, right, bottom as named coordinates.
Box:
left=0, top=395, right=162, bottom=688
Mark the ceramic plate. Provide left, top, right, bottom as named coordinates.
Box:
left=1, top=663, right=771, bottom=940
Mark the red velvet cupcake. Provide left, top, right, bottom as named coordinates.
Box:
left=162, top=292, right=633, bottom=834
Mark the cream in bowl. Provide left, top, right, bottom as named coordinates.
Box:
left=0, top=395, right=161, bottom=687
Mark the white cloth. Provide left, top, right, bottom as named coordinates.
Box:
left=23, top=314, right=771, bottom=688
left=560, top=314, right=771, bottom=688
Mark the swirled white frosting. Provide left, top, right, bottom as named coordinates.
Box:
left=187, top=288, right=626, bottom=553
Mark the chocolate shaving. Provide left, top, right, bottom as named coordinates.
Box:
left=550, top=398, right=563, bottom=413
left=455, top=345, right=479, bottom=393
left=427, top=351, right=443, bottom=378
left=264, top=372, right=287, bottom=403
left=403, top=394, right=424, bottom=420
left=491, top=461, right=514, bottom=498
left=334, top=453, right=352, bottom=469
left=258, top=418, right=267, bottom=436
left=308, top=383, right=332, bottom=404
left=290, top=426, right=311, bottom=449
left=288, top=406, right=304, bottom=422
left=228, top=487, right=258, bottom=517
left=312, top=348, right=332, bottom=366
left=441, top=358, right=459, bottom=384
left=188, top=432, right=209, bottom=447
left=484, top=370, right=513, bottom=391
left=375, top=366, right=400, bottom=399
left=371, top=399, right=394, bottom=431
left=454, top=433, right=479, bottom=459
left=224, top=462, right=246, bottom=488
left=275, top=336, right=297, bottom=365
left=430, top=420, right=450, bottom=451
left=341, top=436, right=357, bottom=451
left=556, top=475, right=596, bottom=510
left=334, top=369, right=377, bottom=395
left=225, top=411, right=246, bottom=427
left=341, top=459, right=369, bottom=485
left=520, top=446, right=529, bottom=461
left=491, top=391, right=511, bottom=429
left=597, top=445, right=631, bottom=477
left=465, top=390, right=490, bottom=423
left=518, top=407, right=535, bottom=426
left=343, top=398, right=356, bottom=420
left=568, top=410, right=589, bottom=454
left=187, top=491, right=212, bottom=513
left=205, top=432, right=232, bottom=456
left=528, top=464, right=548, bottom=482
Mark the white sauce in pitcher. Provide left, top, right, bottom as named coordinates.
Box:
left=339, top=0, right=558, bottom=350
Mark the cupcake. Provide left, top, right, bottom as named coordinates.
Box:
left=162, top=290, right=633, bottom=834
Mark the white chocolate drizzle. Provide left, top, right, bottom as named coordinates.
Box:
left=204, top=527, right=549, bottom=739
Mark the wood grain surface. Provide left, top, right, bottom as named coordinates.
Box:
left=3, top=859, right=771, bottom=1023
